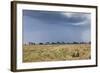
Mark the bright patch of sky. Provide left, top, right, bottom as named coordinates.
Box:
left=23, top=10, right=91, bottom=44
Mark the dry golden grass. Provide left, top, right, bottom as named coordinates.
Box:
left=23, top=44, right=91, bottom=62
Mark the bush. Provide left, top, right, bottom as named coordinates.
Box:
left=39, top=43, right=43, bottom=45
left=72, top=51, right=80, bottom=57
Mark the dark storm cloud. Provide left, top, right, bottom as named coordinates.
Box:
left=23, top=10, right=90, bottom=27
left=23, top=10, right=91, bottom=43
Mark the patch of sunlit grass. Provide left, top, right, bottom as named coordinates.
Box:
left=23, top=44, right=91, bottom=62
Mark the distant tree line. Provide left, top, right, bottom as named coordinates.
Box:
left=25, top=41, right=91, bottom=45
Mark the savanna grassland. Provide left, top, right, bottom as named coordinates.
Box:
left=23, top=44, right=91, bottom=62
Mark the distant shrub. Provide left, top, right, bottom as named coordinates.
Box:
left=39, top=43, right=43, bottom=45
left=28, top=42, right=35, bottom=45
left=45, top=42, right=50, bottom=45
left=73, top=42, right=79, bottom=44
left=51, top=42, right=56, bottom=44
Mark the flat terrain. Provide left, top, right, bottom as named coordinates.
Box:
left=23, top=44, right=91, bottom=62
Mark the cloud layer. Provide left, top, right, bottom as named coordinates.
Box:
left=23, top=10, right=91, bottom=43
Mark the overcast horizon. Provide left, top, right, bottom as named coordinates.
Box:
left=23, top=10, right=91, bottom=44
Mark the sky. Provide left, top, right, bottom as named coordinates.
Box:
left=23, top=10, right=91, bottom=44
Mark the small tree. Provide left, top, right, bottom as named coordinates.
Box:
left=29, top=42, right=35, bottom=45
left=89, top=41, right=91, bottom=44
left=66, top=42, right=71, bottom=44
left=80, top=42, right=85, bottom=44
left=45, top=42, right=50, bottom=45
left=61, top=42, right=65, bottom=44
left=73, top=42, right=79, bottom=44
left=39, top=42, right=43, bottom=45
left=51, top=42, right=56, bottom=44
left=56, top=41, right=61, bottom=44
